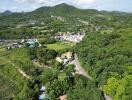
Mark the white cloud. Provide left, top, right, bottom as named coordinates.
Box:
left=14, top=0, right=95, bottom=7
left=69, top=0, right=95, bottom=8
left=15, top=0, right=36, bottom=3
left=15, top=0, right=63, bottom=5
left=11, top=6, right=18, bottom=10
left=71, top=0, right=95, bottom=4
left=12, top=0, right=96, bottom=12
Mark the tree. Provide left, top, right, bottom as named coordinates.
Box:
left=53, top=61, right=62, bottom=70
left=67, top=75, right=103, bottom=100
left=64, top=65, right=75, bottom=75
left=46, top=79, right=69, bottom=100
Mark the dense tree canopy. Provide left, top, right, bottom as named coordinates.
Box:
left=76, top=27, right=132, bottom=99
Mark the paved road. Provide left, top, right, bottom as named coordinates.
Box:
left=69, top=54, right=112, bottom=100
left=69, top=54, right=93, bottom=80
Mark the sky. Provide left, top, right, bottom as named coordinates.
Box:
left=0, top=0, right=132, bottom=12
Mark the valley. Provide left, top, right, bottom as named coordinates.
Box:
left=0, top=3, right=132, bottom=100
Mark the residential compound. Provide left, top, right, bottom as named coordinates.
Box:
left=56, top=52, right=74, bottom=65
left=55, top=33, right=85, bottom=43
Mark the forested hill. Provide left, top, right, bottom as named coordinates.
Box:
left=1, top=3, right=132, bottom=22
left=23, top=3, right=132, bottom=17
left=31, top=3, right=99, bottom=16
left=1, top=3, right=131, bottom=17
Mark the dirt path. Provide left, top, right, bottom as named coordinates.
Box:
left=0, top=57, right=31, bottom=79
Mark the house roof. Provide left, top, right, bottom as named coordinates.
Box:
left=61, top=52, right=72, bottom=59
left=29, top=44, right=34, bottom=48
left=27, top=39, right=38, bottom=44
left=56, top=57, right=63, bottom=63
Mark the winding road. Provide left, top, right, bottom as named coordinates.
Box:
left=69, top=54, right=93, bottom=80
left=68, top=54, right=112, bottom=100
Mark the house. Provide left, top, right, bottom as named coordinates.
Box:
left=26, top=39, right=39, bottom=48
left=61, top=52, right=73, bottom=60
left=27, top=39, right=38, bottom=44
left=7, top=43, right=23, bottom=50
left=56, top=52, right=73, bottom=65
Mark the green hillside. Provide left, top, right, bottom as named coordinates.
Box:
left=31, top=3, right=99, bottom=16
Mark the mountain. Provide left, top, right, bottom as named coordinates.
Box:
left=3, top=10, right=13, bottom=15
left=0, top=3, right=129, bottom=22
left=31, top=3, right=99, bottom=17
left=0, top=3, right=129, bottom=18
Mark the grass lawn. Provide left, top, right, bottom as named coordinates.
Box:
left=46, top=41, right=76, bottom=51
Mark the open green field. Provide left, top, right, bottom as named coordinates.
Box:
left=46, top=41, right=76, bottom=51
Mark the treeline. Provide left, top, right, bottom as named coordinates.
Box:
left=0, top=28, right=36, bottom=39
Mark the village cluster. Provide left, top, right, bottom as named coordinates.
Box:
left=55, top=33, right=85, bottom=43
left=6, top=32, right=85, bottom=50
